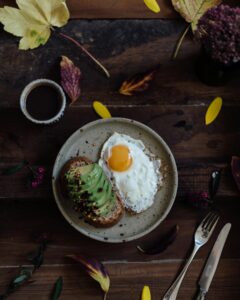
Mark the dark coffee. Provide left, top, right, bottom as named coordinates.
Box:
left=26, top=85, right=62, bottom=120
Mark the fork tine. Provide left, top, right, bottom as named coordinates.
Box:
left=200, top=212, right=213, bottom=228
left=207, top=214, right=219, bottom=234
left=203, top=212, right=217, bottom=229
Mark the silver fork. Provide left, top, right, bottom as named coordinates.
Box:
left=162, top=212, right=219, bottom=300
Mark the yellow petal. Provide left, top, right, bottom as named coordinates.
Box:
left=205, top=97, right=223, bottom=125
left=93, top=101, right=112, bottom=119
left=144, top=0, right=160, bottom=13
left=142, top=286, right=151, bottom=300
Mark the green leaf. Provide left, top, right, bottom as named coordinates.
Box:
left=51, top=277, right=63, bottom=300
left=1, top=160, right=28, bottom=175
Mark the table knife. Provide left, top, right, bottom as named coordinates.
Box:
left=196, top=223, right=231, bottom=300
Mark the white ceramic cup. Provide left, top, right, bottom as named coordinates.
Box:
left=20, top=79, right=66, bottom=125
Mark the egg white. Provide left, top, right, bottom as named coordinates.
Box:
left=98, top=132, right=162, bottom=213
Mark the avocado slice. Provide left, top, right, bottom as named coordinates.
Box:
left=94, top=193, right=117, bottom=217
left=79, top=167, right=103, bottom=194
left=80, top=164, right=102, bottom=184
left=85, top=179, right=112, bottom=208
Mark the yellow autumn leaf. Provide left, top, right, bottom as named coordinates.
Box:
left=142, top=286, right=151, bottom=300
left=0, top=0, right=69, bottom=50
left=93, top=101, right=112, bottom=119
left=144, top=0, right=160, bottom=13
left=171, top=0, right=221, bottom=30
left=205, top=97, right=222, bottom=125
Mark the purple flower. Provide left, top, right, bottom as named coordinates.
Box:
left=196, top=4, right=240, bottom=65
left=187, top=191, right=211, bottom=209
left=29, top=166, right=46, bottom=188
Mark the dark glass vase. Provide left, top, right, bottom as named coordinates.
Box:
left=195, top=50, right=239, bottom=86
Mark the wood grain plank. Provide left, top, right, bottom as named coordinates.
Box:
left=0, top=198, right=239, bottom=265
left=0, top=260, right=239, bottom=299
left=0, top=0, right=238, bottom=19
left=0, top=0, right=177, bottom=19
left=0, top=20, right=239, bottom=108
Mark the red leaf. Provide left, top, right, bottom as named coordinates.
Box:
left=60, top=56, right=81, bottom=104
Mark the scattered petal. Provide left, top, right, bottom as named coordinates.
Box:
left=142, top=286, right=151, bottom=300
left=93, top=101, right=112, bottom=119
left=137, top=225, right=179, bottom=255
left=67, top=254, right=110, bottom=296
left=119, top=68, right=158, bottom=96
left=51, top=277, right=63, bottom=300
left=231, top=156, right=240, bottom=191
left=205, top=97, right=222, bottom=125
left=144, top=0, right=160, bottom=13
left=60, top=55, right=81, bottom=104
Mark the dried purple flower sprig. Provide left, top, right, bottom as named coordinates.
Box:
left=27, top=166, right=46, bottom=188
left=197, top=4, right=240, bottom=66
left=1, top=161, right=45, bottom=188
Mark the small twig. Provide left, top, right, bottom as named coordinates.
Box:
left=59, top=32, right=110, bottom=78
left=172, top=24, right=191, bottom=60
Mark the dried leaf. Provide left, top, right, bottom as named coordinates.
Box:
left=67, top=254, right=110, bottom=297
left=171, top=0, right=221, bottom=31
left=144, top=0, right=160, bottom=13
left=93, top=101, right=112, bottom=119
left=60, top=56, right=81, bottom=104
left=209, top=170, right=221, bottom=199
left=137, top=225, right=179, bottom=255
left=51, top=277, right=63, bottom=300
left=28, top=238, right=49, bottom=270
left=0, top=0, right=69, bottom=50
left=205, top=97, right=222, bottom=125
left=231, top=156, right=240, bottom=192
left=1, top=160, right=28, bottom=175
left=141, top=286, right=151, bottom=300
left=119, top=69, right=158, bottom=96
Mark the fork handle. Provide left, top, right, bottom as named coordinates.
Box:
left=162, top=245, right=200, bottom=300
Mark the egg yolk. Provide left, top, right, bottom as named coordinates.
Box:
left=108, top=145, right=132, bottom=172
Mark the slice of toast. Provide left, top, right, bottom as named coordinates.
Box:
left=60, top=157, right=124, bottom=228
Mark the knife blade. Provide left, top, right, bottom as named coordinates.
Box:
left=196, top=223, right=232, bottom=300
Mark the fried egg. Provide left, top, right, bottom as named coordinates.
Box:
left=98, top=132, right=162, bottom=213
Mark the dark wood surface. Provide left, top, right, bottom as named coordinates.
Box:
left=0, top=2, right=240, bottom=300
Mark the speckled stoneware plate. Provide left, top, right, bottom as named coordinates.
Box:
left=52, top=118, right=178, bottom=243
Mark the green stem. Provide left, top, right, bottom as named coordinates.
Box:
left=172, top=24, right=191, bottom=60
left=59, top=32, right=110, bottom=78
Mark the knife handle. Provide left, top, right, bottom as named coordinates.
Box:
left=196, top=290, right=206, bottom=300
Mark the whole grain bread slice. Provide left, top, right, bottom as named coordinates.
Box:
left=59, top=156, right=124, bottom=228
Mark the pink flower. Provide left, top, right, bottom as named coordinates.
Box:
left=31, top=181, right=39, bottom=188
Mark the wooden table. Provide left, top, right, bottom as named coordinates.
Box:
left=0, top=1, right=240, bottom=299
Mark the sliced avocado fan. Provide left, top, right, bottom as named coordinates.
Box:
left=65, top=163, right=117, bottom=217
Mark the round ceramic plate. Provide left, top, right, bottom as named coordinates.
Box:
left=52, top=118, right=178, bottom=243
